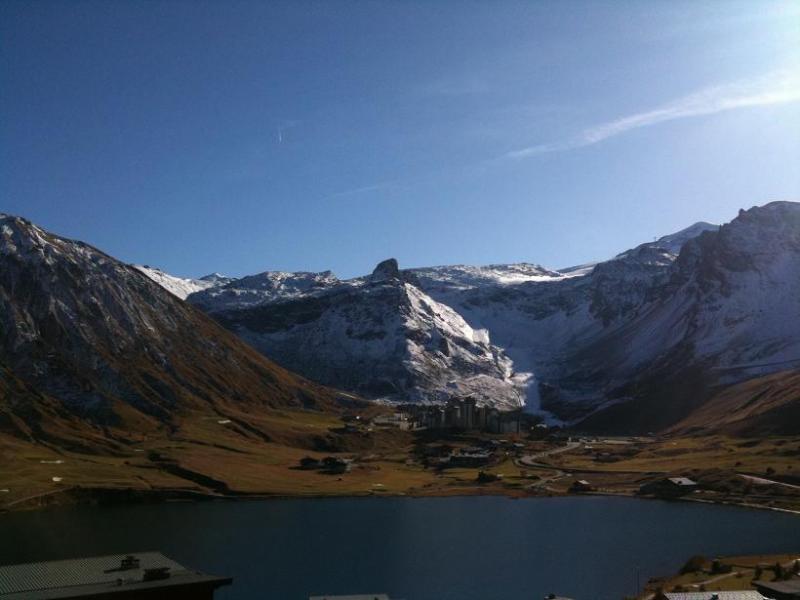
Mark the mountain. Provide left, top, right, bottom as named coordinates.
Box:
left=132, top=266, right=234, bottom=300
left=189, top=269, right=339, bottom=312
left=405, top=221, right=722, bottom=423
left=188, top=258, right=521, bottom=408
left=165, top=221, right=721, bottom=414
left=137, top=201, right=800, bottom=434
left=413, top=204, right=800, bottom=430
left=573, top=202, right=800, bottom=431
left=411, top=263, right=563, bottom=294
left=0, top=214, right=341, bottom=451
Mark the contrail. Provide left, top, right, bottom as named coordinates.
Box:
left=504, top=68, right=800, bottom=160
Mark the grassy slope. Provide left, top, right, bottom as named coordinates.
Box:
left=668, top=369, right=800, bottom=436
left=4, top=413, right=800, bottom=513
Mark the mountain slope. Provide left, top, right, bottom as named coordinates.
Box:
left=132, top=266, right=232, bottom=300
left=189, top=269, right=340, bottom=312
left=407, top=220, right=720, bottom=421
left=0, top=214, right=342, bottom=449
left=139, top=202, right=800, bottom=434
left=560, top=202, right=800, bottom=430
left=666, top=368, right=800, bottom=436
left=194, top=259, right=522, bottom=408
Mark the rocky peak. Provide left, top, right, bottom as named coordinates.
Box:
left=199, top=272, right=233, bottom=283
left=371, top=258, right=401, bottom=281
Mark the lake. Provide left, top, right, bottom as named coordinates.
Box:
left=0, top=496, right=798, bottom=600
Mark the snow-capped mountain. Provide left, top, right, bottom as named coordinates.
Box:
left=132, top=215, right=725, bottom=418
left=0, top=214, right=337, bottom=444
left=414, top=205, right=799, bottom=429
left=189, top=269, right=340, bottom=312
left=200, top=259, right=522, bottom=408
left=135, top=202, right=800, bottom=432
left=411, top=263, right=562, bottom=294
left=161, top=220, right=721, bottom=415
left=132, top=265, right=234, bottom=300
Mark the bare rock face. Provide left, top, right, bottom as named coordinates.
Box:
left=371, top=258, right=400, bottom=281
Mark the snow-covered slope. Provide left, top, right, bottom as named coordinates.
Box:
left=170, top=217, right=718, bottom=415
left=133, top=265, right=233, bottom=300
left=190, top=269, right=340, bottom=312
left=139, top=202, right=800, bottom=431
left=202, top=259, right=522, bottom=408
left=416, top=204, right=799, bottom=429
left=651, top=221, right=718, bottom=255
left=410, top=263, right=562, bottom=293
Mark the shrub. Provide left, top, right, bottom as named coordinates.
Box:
left=476, top=471, right=501, bottom=484
left=299, top=456, right=320, bottom=470
left=680, top=556, right=708, bottom=574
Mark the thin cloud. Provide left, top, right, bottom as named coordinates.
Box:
left=505, top=68, right=800, bottom=159
left=323, top=182, right=394, bottom=200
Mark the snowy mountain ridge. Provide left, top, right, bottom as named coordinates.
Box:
left=135, top=202, right=800, bottom=431
left=203, top=258, right=523, bottom=408
left=132, top=265, right=233, bottom=300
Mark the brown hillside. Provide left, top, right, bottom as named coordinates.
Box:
left=667, top=369, right=800, bottom=436
left=0, top=214, right=358, bottom=451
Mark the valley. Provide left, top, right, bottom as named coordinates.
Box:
left=3, top=409, right=798, bottom=514
left=1, top=204, right=799, bottom=516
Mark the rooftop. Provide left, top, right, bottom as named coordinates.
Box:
left=664, top=592, right=766, bottom=600
left=668, top=477, right=698, bottom=486
left=754, top=579, right=800, bottom=595
left=0, top=552, right=231, bottom=599
left=309, top=595, right=391, bottom=600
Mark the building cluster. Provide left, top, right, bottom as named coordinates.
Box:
left=440, top=446, right=493, bottom=468
left=398, top=396, right=526, bottom=433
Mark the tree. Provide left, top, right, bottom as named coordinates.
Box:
left=299, top=456, right=320, bottom=470
left=680, top=556, right=707, bottom=575
left=476, top=471, right=500, bottom=484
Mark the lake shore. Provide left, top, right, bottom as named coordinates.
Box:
left=3, top=412, right=799, bottom=516
left=4, top=479, right=800, bottom=518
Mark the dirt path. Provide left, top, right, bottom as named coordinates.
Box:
left=739, top=473, right=800, bottom=491
left=517, top=441, right=581, bottom=467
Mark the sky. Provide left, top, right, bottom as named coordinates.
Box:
left=2, top=1, right=799, bottom=279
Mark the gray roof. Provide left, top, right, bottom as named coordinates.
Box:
left=309, top=595, right=391, bottom=600
left=0, top=552, right=231, bottom=599
left=668, top=477, right=698, bottom=486
left=755, top=579, right=800, bottom=595
left=665, top=592, right=766, bottom=600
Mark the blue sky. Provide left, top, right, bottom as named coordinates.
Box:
left=2, top=1, right=799, bottom=278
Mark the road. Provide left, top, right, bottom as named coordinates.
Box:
left=517, top=441, right=581, bottom=468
